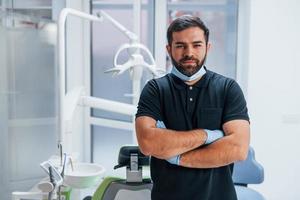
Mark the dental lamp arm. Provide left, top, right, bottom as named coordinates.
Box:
left=97, top=10, right=138, bottom=42
left=80, top=96, right=137, bottom=116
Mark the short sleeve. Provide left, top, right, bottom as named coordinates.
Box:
left=136, top=80, right=162, bottom=121
left=223, top=80, right=250, bottom=123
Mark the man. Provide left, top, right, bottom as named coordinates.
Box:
left=135, top=15, right=250, bottom=200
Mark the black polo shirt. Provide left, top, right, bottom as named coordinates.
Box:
left=136, top=68, right=249, bottom=200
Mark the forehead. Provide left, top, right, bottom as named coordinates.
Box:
left=172, top=27, right=205, bottom=43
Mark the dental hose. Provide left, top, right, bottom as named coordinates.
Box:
left=48, top=167, right=55, bottom=200
left=58, top=153, right=67, bottom=200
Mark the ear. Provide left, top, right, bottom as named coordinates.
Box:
left=206, top=42, right=211, bottom=53
left=166, top=44, right=171, bottom=55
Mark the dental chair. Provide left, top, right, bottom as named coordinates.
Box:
left=233, top=146, right=265, bottom=200
left=84, top=146, right=152, bottom=200
left=86, top=146, right=264, bottom=200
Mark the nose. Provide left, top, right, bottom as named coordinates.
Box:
left=183, top=46, right=193, bottom=57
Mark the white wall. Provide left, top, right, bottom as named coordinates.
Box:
left=247, top=0, right=300, bottom=199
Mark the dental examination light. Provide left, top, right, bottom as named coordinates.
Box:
left=105, top=42, right=165, bottom=77
left=97, top=10, right=165, bottom=77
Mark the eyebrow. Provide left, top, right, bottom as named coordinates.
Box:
left=193, top=41, right=204, bottom=44
left=174, top=41, right=204, bottom=45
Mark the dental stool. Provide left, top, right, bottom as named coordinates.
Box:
left=84, top=146, right=152, bottom=200
left=233, top=146, right=265, bottom=200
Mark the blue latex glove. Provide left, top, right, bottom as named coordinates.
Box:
left=166, top=155, right=180, bottom=165
left=156, top=120, right=166, bottom=128
left=156, top=120, right=181, bottom=165
left=204, top=129, right=224, bottom=144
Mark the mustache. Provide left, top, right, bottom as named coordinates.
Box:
left=179, top=56, right=199, bottom=63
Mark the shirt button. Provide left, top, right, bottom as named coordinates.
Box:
left=189, top=98, right=193, bottom=102
left=189, top=86, right=193, bottom=90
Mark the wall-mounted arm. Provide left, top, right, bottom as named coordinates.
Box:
left=64, top=86, right=85, bottom=133
left=96, top=10, right=138, bottom=43
left=80, top=96, right=137, bottom=116
left=64, top=87, right=137, bottom=133
left=58, top=8, right=103, bottom=155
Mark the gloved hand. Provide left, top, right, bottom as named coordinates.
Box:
left=166, top=155, right=180, bottom=165
left=156, top=120, right=181, bottom=166
left=156, top=120, right=166, bottom=129
left=204, top=129, right=224, bottom=144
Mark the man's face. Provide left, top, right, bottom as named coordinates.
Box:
left=167, top=27, right=210, bottom=76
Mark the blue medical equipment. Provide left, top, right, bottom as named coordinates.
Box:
left=233, top=146, right=265, bottom=200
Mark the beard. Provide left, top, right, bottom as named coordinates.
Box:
left=170, top=53, right=207, bottom=77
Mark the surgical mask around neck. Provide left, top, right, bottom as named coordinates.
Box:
left=171, top=65, right=206, bottom=81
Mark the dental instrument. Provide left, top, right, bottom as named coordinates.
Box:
left=40, top=161, right=64, bottom=187
left=12, top=160, right=72, bottom=200
left=48, top=167, right=55, bottom=200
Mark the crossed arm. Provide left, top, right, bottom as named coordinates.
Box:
left=135, top=116, right=250, bottom=168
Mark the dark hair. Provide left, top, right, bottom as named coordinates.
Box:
left=167, top=15, right=210, bottom=45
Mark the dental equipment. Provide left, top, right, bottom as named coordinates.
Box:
left=104, top=43, right=165, bottom=77
left=40, top=161, right=64, bottom=188
left=12, top=192, right=48, bottom=200
left=97, top=10, right=165, bottom=78
left=58, top=8, right=159, bottom=156
left=11, top=160, right=72, bottom=200
left=48, top=167, right=55, bottom=200
left=63, top=86, right=137, bottom=135
left=40, top=161, right=65, bottom=200
left=61, top=153, right=67, bottom=178
left=83, top=146, right=152, bottom=200
left=96, top=10, right=138, bottom=44
left=58, top=8, right=103, bottom=157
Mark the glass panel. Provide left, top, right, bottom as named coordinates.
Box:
left=167, top=0, right=238, bottom=79
left=93, top=0, right=148, bottom=4
left=168, top=0, right=228, bottom=4
left=6, top=28, right=56, bottom=119
left=93, top=0, right=130, bottom=3
left=12, top=0, right=52, bottom=8
left=92, top=126, right=133, bottom=177
left=0, top=9, right=57, bottom=198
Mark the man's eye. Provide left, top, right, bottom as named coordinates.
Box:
left=194, top=44, right=202, bottom=47
left=175, top=45, right=184, bottom=48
